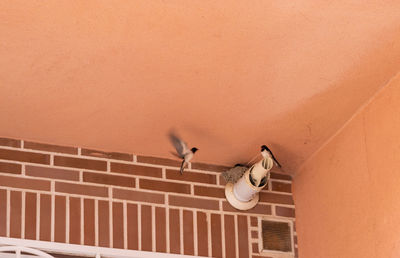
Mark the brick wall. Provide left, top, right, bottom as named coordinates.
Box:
left=0, top=137, right=297, bottom=257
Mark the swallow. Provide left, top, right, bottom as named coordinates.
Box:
left=169, top=132, right=198, bottom=174
left=261, top=145, right=281, bottom=168
left=250, top=145, right=280, bottom=187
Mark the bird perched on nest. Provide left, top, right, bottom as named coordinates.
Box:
left=222, top=145, right=281, bottom=186
left=250, top=145, right=281, bottom=187
left=169, top=131, right=198, bottom=174
left=261, top=145, right=281, bottom=168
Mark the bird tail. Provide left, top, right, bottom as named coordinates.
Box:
left=271, top=155, right=281, bottom=168
left=180, top=160, right=186, bottom=175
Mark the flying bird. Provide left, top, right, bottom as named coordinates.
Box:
left=261, top=145, right=281, bottom=168
left=169, top=132, right=198, bottom=174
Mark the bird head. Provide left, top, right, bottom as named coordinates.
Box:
left=261, top=145, right=270, bottom=152
left=191, top=147, right=199, bottom=153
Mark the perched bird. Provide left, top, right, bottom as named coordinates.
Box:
left=250, top=145, right=281, bottom=187
left=261, top=145, right=281, bottom=168
left=169, top=132, right=198, bottom=174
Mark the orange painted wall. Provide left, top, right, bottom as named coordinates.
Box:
left=293, top=73, right=400, bottom=258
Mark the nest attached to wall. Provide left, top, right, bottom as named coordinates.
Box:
left=222, top=164, right=270, bottom=187
left=222, top=165, right=249, bottom=184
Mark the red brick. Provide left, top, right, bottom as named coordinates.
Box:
left=10, top=191, right=21, bottom=238
left=113, top=202, right=124, bottom=249
left=140, top=178, right=190, bottom=194
left=250, top=217, right=258, bottom=227
left=219, top=174, right=227, bottom=186
left=252, top=243, right=259, bottom=253
left=24, top=141, right=77, bottom=154
left=112, top=188, right=164, bottom=204
left=155, top=207, right=166, bottom=252
left=55, top=195, right=66, bottom=243
left=275, top=206, right=295, bottom=218
left=272, top=181, right=292, bottom=193
left=26, top=165, right=79, bottom=181
left=137, top=155, right=181, bottom=167
left=238, top=215, right=250, bottom=258
left=0, top=138, right=21, bottom=148
left=25, top=192, right=37, bottom=240
left=224, top=214, right=236, bottom=258
left=84, top=199, right=95, bottom=246
left=251, top=230, right=258, bottom=239
left=211, top=214, right=222, bottom=258
left=169, top=209, right=180, bottom=254
left=194, top=185, right=225, bottom=198
left=98, top=200, right=110, bottom=247
left=191, top=162, right=230, bottom=172
left=259, top=192, right=294, bottom=205
left=0, top=190, right=6, bottom=236
left=69, top=197, right=81, bottom=245
left=0, top=149, right=50, bottom=164
left=197, top=211, right=208, bottom=257
left=141, top=205, right=152, bottom=251
left=183, top=210, right=194, bottom=255
left=83, top=172, right=135, bottom=188
left=0, top=161, right=21, bottom=175
left=223, top=201, right=272, bottom=215
left=54, top=156, right=107, bottom=171
left=166, top=169, right=217, bottom=184
left=40, top=194, right=51, bottom=241
left=169, top=195, right=219, bottom=210
left=55, top=182, right=108, bottom=197
left=0, top=175, right=50, bottom=191
left=127, top=203, right=138, bottom=250
left=111, top=163, right=162, bottom=178
left=270, top=172, right=292, bottom=181
left=82, top=149, right=133, bottom=161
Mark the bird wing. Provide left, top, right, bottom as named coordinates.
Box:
left=169, top=132, right=188, bottom=158
left=169, top=151, right=182, bottom=159
left=272, top=158, right=282, bottom=168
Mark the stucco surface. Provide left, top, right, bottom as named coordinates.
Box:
left=1, top=1, right=400, bottom=172
left=294, top=74, right=400, bottom=257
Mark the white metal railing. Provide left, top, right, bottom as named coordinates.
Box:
left=0, top=238, right=196, bottom=258
left=0, top=245, right=54, bottom=258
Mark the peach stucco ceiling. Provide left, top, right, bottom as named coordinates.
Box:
left=1, top=1, right=400, bottom=173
